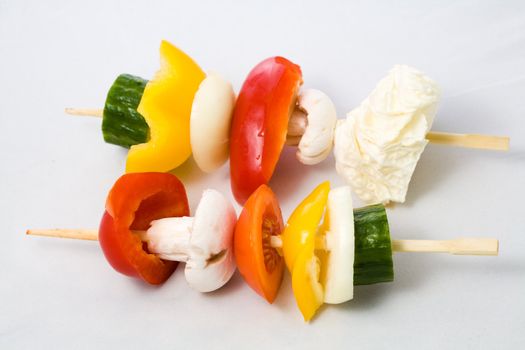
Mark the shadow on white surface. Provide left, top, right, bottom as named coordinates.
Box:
left=199, top=271, right=247, bottom=298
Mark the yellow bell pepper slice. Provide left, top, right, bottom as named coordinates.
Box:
left=292, top=242, right=324, bottom=321
left=282, top=181, right=330, bottom=321
left=282, top=181, right=330, bottom=272
left=126, top=40, right=206, bottom=173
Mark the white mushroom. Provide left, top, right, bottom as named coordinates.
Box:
left=140, top=189, right=237, bottom=292
left=190, top=73, right=236, bottom=173
left=320, top=186, right=354, bottom=304
left=288, top=89, right=337, bottom=165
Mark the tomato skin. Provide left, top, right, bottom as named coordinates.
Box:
left=230, top=57, right=302, bottom=204
left=98, top=172, right=189, bottom=285
left=234, top=185, right=284, bottom=303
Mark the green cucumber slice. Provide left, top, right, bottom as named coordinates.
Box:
left=353, top=204, right=394, bottom=285
left=102, top=74, right=149, bottom=148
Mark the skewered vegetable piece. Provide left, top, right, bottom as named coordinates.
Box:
left=353, top=204, right=394, bottom=285
left=229, top=56, right=303, bottom=204
left=282, top=182, right=329, bottom=272
left=27, top=177, right=498, bottom=322
left=99, top=172, right=238, bottom=291
left=102, top=74, right=149, bottom=147
left=126, top=40, right=206, bottom=173
left=291, top=89, right=338, bottom=165
left=234, top=185, right=285, bottom=303
left=190, top=73, right=236, bottom=173
left=319, top=186, right=354, bottom=304
left=68, top=48, right=508, bottom=208
left=283, top=182, right=329, bottom=320
left=334, top=65, right=439, bottom=204
left=99, top=172, right=189, bottom=285
left=143, top=189, right=237, bottom=292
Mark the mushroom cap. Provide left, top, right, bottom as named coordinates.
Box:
left=320, top=186, right=354, bottom=304
left=184, top=189, right=237, bottom=292
left=296, top=89, right=337, bottom=165
left=190, top=73, right=236, bottom=173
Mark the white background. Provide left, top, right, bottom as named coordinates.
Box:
left=1, top=1, right=524, bottom=349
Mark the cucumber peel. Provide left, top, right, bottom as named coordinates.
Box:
left=102, top=74, right=149, bottom=148
left=353, top=204, right=394, bottom=285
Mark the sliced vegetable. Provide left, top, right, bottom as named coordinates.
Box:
left=319, top=186, right=354, bottom=304
left=292, top=248, right=323, bottom=321
left=282, top=182, right=329, bottom=321
left=229, top=56, right=303, bottom=204
left=98, top=172, right=189, bottom=285
left=282, top=181, right=330, bottom=271
left=234, top=185, right=284, bottom=303
left=190, top=73, right=236, bottom=173
left=353, top=204, right=394, bottom=285
left=126, top=40, right=206, bottom=173
left=102, top=74, right=149, bottom=148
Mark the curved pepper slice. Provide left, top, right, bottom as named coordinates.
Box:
left=229, top=57, right=302, bottom=204
left=99, top=172, right=189, bottom=285
left=282, top=181, right=330, bottom=321
left=126, top=40, right=206, bottom=173
left=234, top=185, right=284, bottom=303
left=282, top=181, right=330, bottom=271
left=292, top=247, right=324, bottom=321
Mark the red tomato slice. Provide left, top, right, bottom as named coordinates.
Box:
left=230, top=57, right=302, bottom=204
left=98, top=172, right=189, bottom=285
left=234, top=185, right=284, bottom=303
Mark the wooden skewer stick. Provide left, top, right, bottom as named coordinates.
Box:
left=65, top=108, right=103, bottom=117
left=65, top=107, right=509, bottom=151
left=391, top=238, right=499, bottom=256
left=27, top=229, right=99, bottom=241
left=425, top=131, right=509, bottom=151
left=287, top=130, right=509, bottom=151
left=27, top=229, right=499, bottom=256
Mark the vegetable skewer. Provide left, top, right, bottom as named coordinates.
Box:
left=26, top=229, right=498, bottom=256
left=66, top=107, right=509, bottom=152
left=66, top=43, right=509, bottom=206
left=27, top=173, right=498, bottom=322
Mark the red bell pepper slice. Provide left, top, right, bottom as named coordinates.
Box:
left=230, top=56, right=302, bottom=204
left=98, top=172, right=189, bottom=285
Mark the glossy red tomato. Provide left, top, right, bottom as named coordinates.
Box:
left=98, top=172, right=189, bottom=285
left=234, top=185, right=284, bottom=303
left=230, top=57, right=302, bottom=204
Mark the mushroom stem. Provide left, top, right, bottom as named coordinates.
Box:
left=286, top=107, right=307, bottom=146
left=140, top=217, right=195, bottom=262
